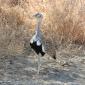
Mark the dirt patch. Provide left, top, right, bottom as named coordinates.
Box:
left=0, top=55, right=85, bottom=85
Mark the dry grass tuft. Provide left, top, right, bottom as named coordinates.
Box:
left=0, top=0, right=85, bottom=58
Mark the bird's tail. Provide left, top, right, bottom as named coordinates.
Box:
left=41, top=52, right=45, bottom=56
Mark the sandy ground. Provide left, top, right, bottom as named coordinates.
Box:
left=0, top=54, right=85, bottom=85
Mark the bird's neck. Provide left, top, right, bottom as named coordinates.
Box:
left=35, top=19, right=42, bottom=34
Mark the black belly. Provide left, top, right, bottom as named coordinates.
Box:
left=30, top=42, right=45, bottom=56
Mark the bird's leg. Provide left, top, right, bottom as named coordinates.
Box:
left=37, top=54, right=41, bottom=75
left=34, top=54, right=37, bottom=64
left=32, top=54, right=41, bottom=79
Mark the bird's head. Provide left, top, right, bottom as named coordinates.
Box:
left=33, top=13, right=43, bottom=20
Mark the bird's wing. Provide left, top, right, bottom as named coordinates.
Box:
left=37, top=40, right=41, bottom=46
left=42, top=45, right=45, bottom=52
left=30, top=35, right=36, bottom=43
left=30, top=38, right=33, bottom=43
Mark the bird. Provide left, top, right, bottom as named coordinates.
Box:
left=30, top=13, right=45, bottom=74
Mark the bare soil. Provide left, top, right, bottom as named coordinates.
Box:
left=0, top=54, right=85, bottom=85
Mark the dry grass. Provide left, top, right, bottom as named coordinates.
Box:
left=0, top=0, right=85, bottom=57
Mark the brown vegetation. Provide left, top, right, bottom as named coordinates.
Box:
left=0, top=0, right=85, bottom=57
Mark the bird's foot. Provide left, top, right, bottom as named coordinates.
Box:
left=32, top=71, right=41, bottom=79
left=32, top=74, right=40, bottom=79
